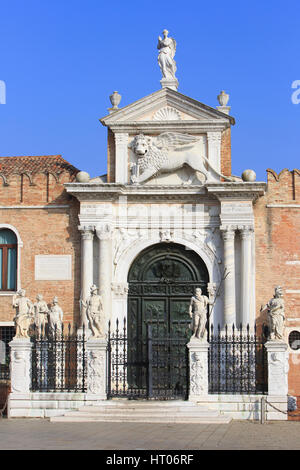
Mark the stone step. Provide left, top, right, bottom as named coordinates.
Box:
left=58, top=409, right=220, bottom=418
left=51, top=414, right=231, bottom=424
left=75, top=405, right=217, bottom=414
left=50, top=400, right=231, bottom=424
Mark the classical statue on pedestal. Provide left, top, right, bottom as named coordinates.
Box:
left=48, top=296, right=63, bottom=335
left=189, top=288, right=209, bottom=341
left=34, top=294, right=49, bottom=336
left=12, top=289, right=34, bottom=338
left=261, top=286, right=285, bottom=341
left=80, top=285, right=104, bottom=338
left=157, top=29, right=177, bottom=81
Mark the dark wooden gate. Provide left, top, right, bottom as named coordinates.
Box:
left=107, top=243, right=209, bottom=400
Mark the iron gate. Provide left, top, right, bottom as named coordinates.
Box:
left=107, top=317, right=190, bottom=400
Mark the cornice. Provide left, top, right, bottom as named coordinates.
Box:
left=65, top=182, right=206, bottom=200
left=65, top=181, right=266, bottom=203
left=107, top=121, right=229, bottom=134
left=206, top=182, right=266, bottom=201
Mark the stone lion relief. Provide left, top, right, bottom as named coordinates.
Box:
left=129, top=132, right=232, bottom=185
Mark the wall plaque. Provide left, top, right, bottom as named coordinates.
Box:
left=35, top=255, right=72, bottom=281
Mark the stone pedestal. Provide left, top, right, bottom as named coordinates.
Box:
left=86, top=338, right=107, bottom=400
left=265, top=341, right=289, bottom=396
left=9, top=338, right=32, bottom=394
left=187, top=338, right=209, bottom=400
left=160, top=78, right=178, bottom=91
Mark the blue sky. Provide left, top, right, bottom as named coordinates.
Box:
left=0, top=0, right=299, bottom=181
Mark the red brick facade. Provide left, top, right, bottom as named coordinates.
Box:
left=221, top=127, right=231, bottom=177
left=254, top=169, right=300, bottom=395
left=0, top=155, right=81, bottom=326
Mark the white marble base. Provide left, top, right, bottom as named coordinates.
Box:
left=187, top=338, right=209, bottom=399
left=265, top=341, right=289, bottom=396
left=9, top=338, right=32, bottom=395
left=86, top=338, right=107, bottom=400
left=160, top=78, right=179, bottom=91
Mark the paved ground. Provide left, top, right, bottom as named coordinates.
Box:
left=1, top=418, right=300, bottom=450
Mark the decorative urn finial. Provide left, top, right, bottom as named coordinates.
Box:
left=216, top=90, right=231, bottom=115
left=108, top=91, right=122, bottom=114
left=217, top=90, right=229, bottom=107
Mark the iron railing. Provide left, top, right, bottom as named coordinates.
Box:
left=208, top=324, right=268, bottom=395
left=0, top=326, right=15, bottom=380
left=107, top=317, right=190, bottom=400
left=0, top=326, right=15, bottom=415
left=31, top=325, right=87, bottom=393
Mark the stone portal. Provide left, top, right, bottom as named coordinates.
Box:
left=127, top=242, right=209, bottom=399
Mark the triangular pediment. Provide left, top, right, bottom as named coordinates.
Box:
left=100, top=88, right=235, bottom=127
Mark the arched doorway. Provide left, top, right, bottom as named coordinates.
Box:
left=127, top=242, right=209, bottom=399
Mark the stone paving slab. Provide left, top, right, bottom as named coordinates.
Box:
left=1, top=419, right=300, bottom=450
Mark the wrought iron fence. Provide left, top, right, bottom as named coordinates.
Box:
left=107, top=317, right=190, bottom=400
left=208, top=324, right=268, bottom=394
left=0, top=326, right=15, bottom=380
left=0, top=326, right=15, bottom=415
left=31, top=325, right=87, bottom=393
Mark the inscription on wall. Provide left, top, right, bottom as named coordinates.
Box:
left=35, top=255, right=72, bottom=281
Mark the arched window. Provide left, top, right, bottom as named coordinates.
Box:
left=0, top=229, right=17, bottom=291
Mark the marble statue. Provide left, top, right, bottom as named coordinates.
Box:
left=81, top=285, right=104, bottom=338
left=129, top=132, right=233, bottom=184
left=261, top=286, right=285, bottom=341
left=157, top=29, right=177, bottom=80
left=48, top=296, right=63, bottom=335
left=12, top=289, right=34, bottom=338
left=34, top=294, right=49, bottom=336
left=189, top=288, right=209, bottom=340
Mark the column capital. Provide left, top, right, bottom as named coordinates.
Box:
left=239, top=225, right=254, bottom=239
left=206, top=131, right=221, bottom=143
left=114, top=132, right=129, bottom=145
left=96, top=222, right=114, bottom=240
left=220, top=226, right=236, bottom=240
left=78, top=225, right=95, bottom=240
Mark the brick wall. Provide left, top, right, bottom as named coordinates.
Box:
left=221, top=127, right=231, bottom=177
left=254, top=169, right=300, bottom=395
left=0, top=157, right=81, bottom=327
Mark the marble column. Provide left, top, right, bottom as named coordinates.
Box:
left=79, top=226, right=94, bottom=328
left=96, top=224, right=113, bottom=326
left=221, top=227, right=236, bottom=327
left=240, top=226, right=253, bottom=327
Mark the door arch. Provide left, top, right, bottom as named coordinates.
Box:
left=127, top=242, right=209, bottom=399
